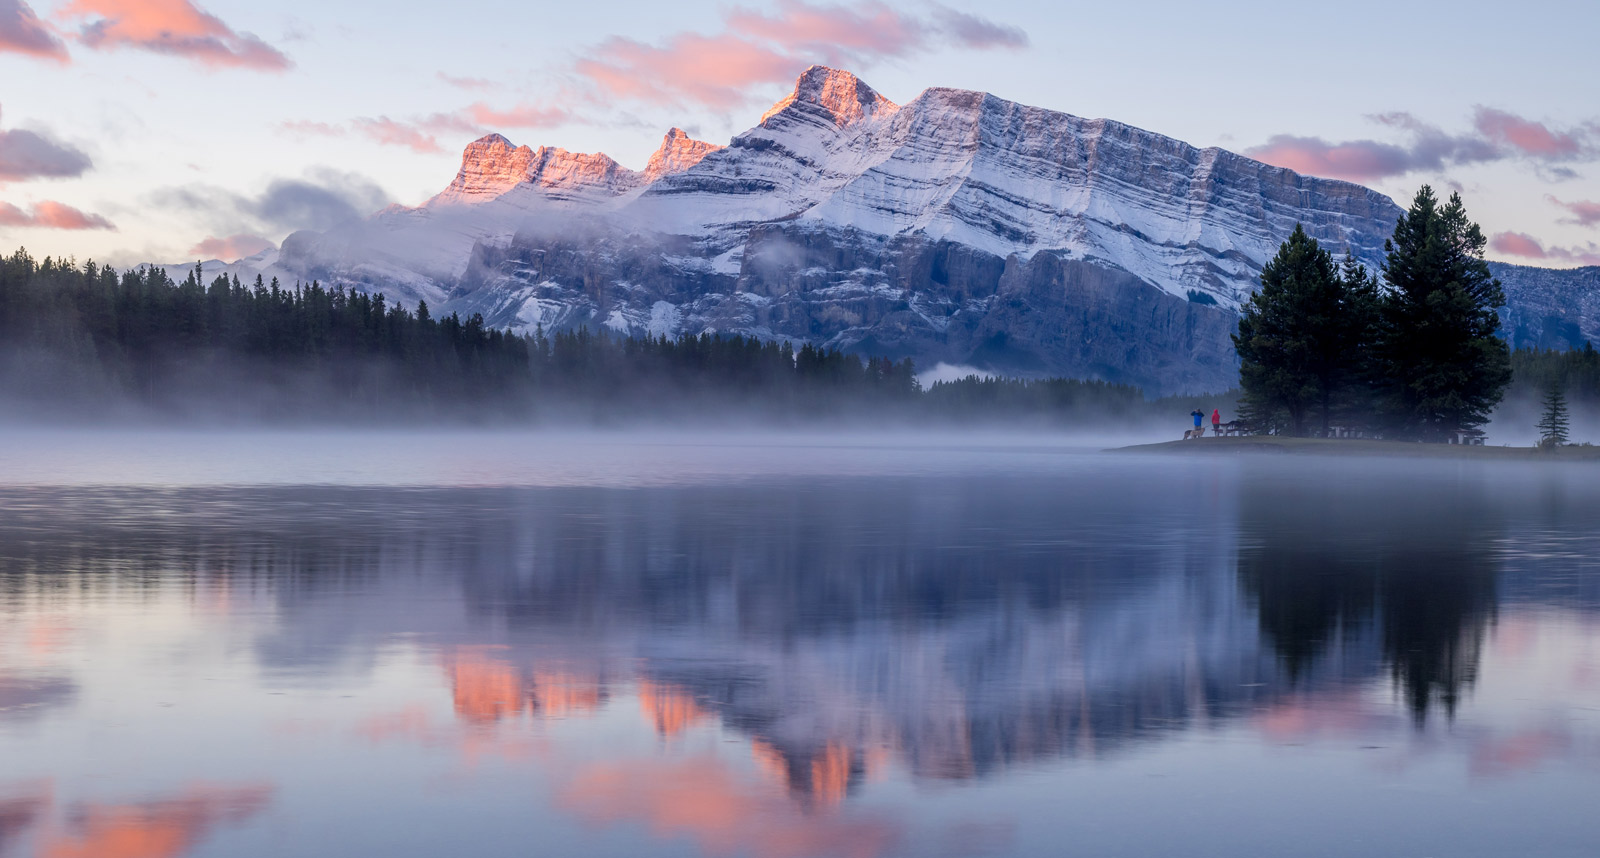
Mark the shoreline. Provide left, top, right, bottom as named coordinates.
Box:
left=1111, top=435, right=1600, bottom=460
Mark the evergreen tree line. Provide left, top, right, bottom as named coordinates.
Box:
left=0, top=251, right=530, bottom=415
left=0, top=246, right=1224, bottom=425
left=1234, top=187, right=1513, bottom=442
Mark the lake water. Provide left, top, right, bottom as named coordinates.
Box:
left=1, top=432, right=1597, bottom=858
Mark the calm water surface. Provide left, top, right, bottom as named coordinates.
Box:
left=1, top=433, right=1597, bottom=858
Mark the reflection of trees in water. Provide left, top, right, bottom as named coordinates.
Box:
left=1238, top=477, right=1501, bottom=724
left=0, top=473, right=1539, bottom=808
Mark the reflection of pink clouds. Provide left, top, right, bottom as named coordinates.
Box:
left=353, top=704, right=434, bottom=743
left=1469, top=728, right=1571, bottom=778
left=0, top=779, right=52, bottom=848
left=25, top=621, right=74, bottom=656
left=40, top=782, right=272, bottom=858
left=58, top=0, right=289, bottom=70
left=560, top=754, right=902, bottom=858
left=1255, top=690, right=1390, bottom=740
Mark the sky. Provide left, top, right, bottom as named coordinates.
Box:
left=1, top=0, right=1598, bottom=268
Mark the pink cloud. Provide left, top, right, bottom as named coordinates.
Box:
left=1246, top=135, right=1422, bottom=183
left=1490, top=231, right=1547, bottom=259
left=277, top=119, right=344, bottom=138
left=0, top=0, right=69, bottom=61
left=351, top=117, right=442, bottom=154
left=570, top=0, right=1025, bottom=109
left=1549, top=195, right=1600, bottom=228
left=1249, top=108, right=1596, bottom=183
left=0, top=200, right=114, bottom=229
left=438, top=72, right=492, bottom=91
left=58, top=0, right=289, bottom=70
left=725, top=0, right=926, bottom=63
left=1490, top=231, right=1600, bottom=266
left=575, top=33, right=797, bottom=109
left=465, top=102, right=571, bottom=128
left=188, top=233, right=273, bottom=260
left=1474, top=108, right=1584, bottom=158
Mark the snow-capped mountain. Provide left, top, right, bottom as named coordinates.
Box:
left=177, top=66, right=1597, bottom=394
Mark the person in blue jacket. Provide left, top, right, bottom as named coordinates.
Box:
left=1191, top=409, right=1204, bottom=434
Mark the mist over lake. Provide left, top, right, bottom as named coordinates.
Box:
left=1, top=434, right=1596, bottom=858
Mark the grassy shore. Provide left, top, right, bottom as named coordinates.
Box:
left=1113, top=435, right=1600, bottom=460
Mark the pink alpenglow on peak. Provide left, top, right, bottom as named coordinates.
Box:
left=433, top=133, right=539, bottom=204
left=433, top=128, right=723, bottom=207
left=642, top=128, right=723, bottom=183
left=759, top=65, right=897, bottom=128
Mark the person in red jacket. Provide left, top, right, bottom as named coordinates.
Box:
left=1211, top=408, right=1222, bottom=434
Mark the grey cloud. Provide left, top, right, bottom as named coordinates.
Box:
left=0, top=0, right=67, bottom=61
left=153, top=169, right=393, bottom=238
left=1248, top=109, right=1599, bottom=184
left=0, top=107, right=94, bottom=182
left=933, top=7, right=1029, bottom=49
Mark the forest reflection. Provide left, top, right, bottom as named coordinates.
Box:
left=0, top=462, right=1591, bottom=826
left=1237, top=478, right=1502, bottom=724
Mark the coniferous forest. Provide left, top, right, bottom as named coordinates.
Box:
left=2, top=212, right=1594, bottom=430
left=0, top=248, right=1161, bottom=424
left=1233, top=187, right=1540, bottom=442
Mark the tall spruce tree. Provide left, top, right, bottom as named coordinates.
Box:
left=1375, top=187, right=1511, bottom=441
left=1234, top=225, right=1365, bottom=436
left=1537, top=381, right=1570, bottom=447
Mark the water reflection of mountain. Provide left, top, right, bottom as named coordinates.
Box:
left=1, top=464, right=1594, bottom=802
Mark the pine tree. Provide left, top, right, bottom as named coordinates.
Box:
left=1374, top=187, right=1512, bottom=441
left=1233, top=225, right=1364, bottom=436
left=1537, top=381, right=1570, bottom=447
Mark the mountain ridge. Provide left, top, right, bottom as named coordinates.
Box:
left=150, top=66, right=1599, bottom=394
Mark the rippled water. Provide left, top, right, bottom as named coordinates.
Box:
left=1, top=434, right=1597, bottom=857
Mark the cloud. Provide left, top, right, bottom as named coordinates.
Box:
left=0, top=108, right=94, bottom=183
left=154, top=169, right=391, bottom=238
left=560, top=753, right=904, bottom=858
left=570, top=0, right=1027, bottom=109
left=277, top=119, right=343, bottom=138
left=438, top=72, right=492, bottom=91
left=1548, top=195, right=1600, bottom=228
left=58, top=0, right=290, bottom=70
left=0, top=0, right=68, bottom=60
left=281, top=105, right=569, bottom=156
left=38, top=782, right=272, bottom=858
left=1490, top=231, right=1600, bottom=266
left=1247, top=108, right=1598, bottom=183
left=188, top=233, right=273, bottom=260
left=932, top=6, right=1028, bottom=49
left=464, top=102, right=571, bottom=128
left=1474, top=108, right=1584, bottom=158
left=0, top=200, right=114, bottom=229
left=352, top=116, right=443, bottom=154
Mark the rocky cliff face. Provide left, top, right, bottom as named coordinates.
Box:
left=235, top=66, right=1593, bottom=394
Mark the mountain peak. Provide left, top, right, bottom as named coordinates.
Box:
left=759, top=66, right=896, bottom=128
left=433, top=134, right=537, bottom=204
left=643, top=128, right=723, bottom=183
